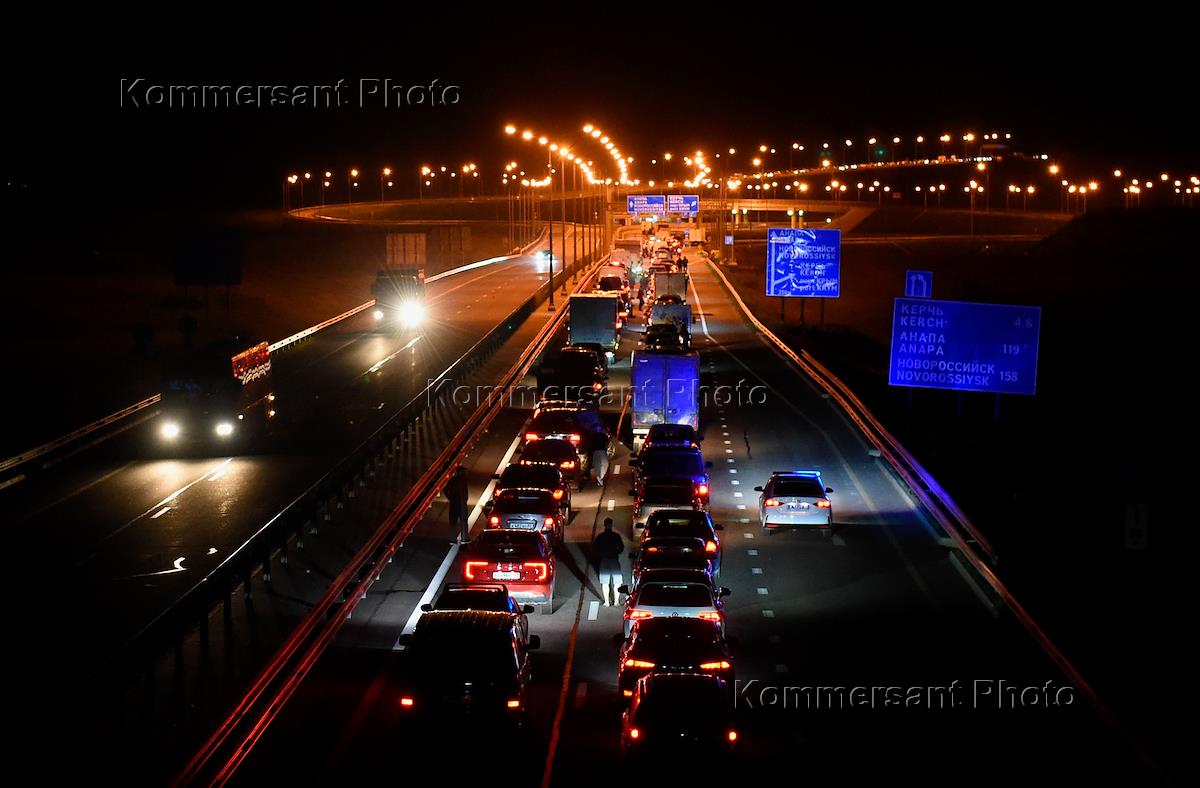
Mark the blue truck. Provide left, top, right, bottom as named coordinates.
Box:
left=630, top=348, right=700, bottom=438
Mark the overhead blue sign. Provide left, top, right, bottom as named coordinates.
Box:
left=765, top=228, right=841, bottom=298
left=888, top=298, right=1041, bottom=395
left=667, top=194, right=700, bottom=215
left=628, top=194, right=666, bottom=214
left=905, top=270, right=933, bottom=298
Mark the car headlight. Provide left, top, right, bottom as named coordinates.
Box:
left=400, top=301, right=425, bottom=329
left=373, top=309, right=385, bottom=321
left=160, top=421, right=181, bottom=440
left=215, top=422, right=235, bottom=437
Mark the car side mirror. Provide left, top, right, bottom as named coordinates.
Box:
left=705, top=461, right=713, bottom=469
left=720, top=587, right=732, bottom=597
left=714, top=523, right=724, bottom=531
left=826, top=487, right=834, bottom=494
left=753, top=486, right=764, bottom=492
left=617, top=584, right=630, bottom=594
left=419, top=603, right=433, bottom=612
left=521, top=605, right=535, bottom=614
left=528, top=635, right=541, bottom=650
left=397, top=634, right=413, bottom=647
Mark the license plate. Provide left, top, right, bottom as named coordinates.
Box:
left=791, top=503, right=809, bottom=510
left=493, top=571, right=520, bottom=580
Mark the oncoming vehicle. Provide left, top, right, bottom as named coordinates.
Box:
left=158, top=339, right=275, bottom=450
left=371, top=266, right=426, bottom=329
left=755, top=470, right=835, bottom=532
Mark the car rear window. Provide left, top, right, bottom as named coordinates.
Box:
left=642, top=483, right=696, bottom=505
left=477, top=533, right=546, bottom=558
left=437, top=589, right=508, bottom=610
left=500, top=465, right=559, bottom=488
left=637, top=583, right=712, bottom=606
left=530, top=412, right=582, bottom=433
left=772, top=478, right=825, bottom=497
left=598, top=276, right=624, bottom=290
left=640, top=451, right=704, bottom=477
left=521, top=441, right=575, bottom=463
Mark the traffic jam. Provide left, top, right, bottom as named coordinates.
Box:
left=398, top=229, right=836, bottom=760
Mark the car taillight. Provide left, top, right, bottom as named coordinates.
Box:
left=698, top=611, right=722, bottom=622
left=727, top=730, right=738, bottom=743
left=561, top=460, right=576, bottom=469
left=764, top=498, right=782, bottom=507
left=623, top=658, right=656, bottom=668
left=525, top=432, right=540, bottom=442
left=523, top=561, right=548, bottom=581
left=629, top=727, right=641, bottom=740
left=815, top=499, right=832, bottom=508
left=465, top=561, right=487, bottom=580
left=544, top=516, right=556, bottom=527
left=705, top=540, right=718, bottom=553
left=699, top=660, right=732, bottom=671
left=622, top=689, right=633, bottom=697
left=399, top=696, right=414, bottom=707
left=552, top=489, right=564, bottom=500
left=568, top=433, right=582, bottom=444
left=592, top=382, right=602, bottom=391
left=489, top=515, right=500, bottom=526
left=696, top=483, right=709, bottom=496
left=626, top=609, right=653, bottom=621
left=506, top=699, right=521, bottom=709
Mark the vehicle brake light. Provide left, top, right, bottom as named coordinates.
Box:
left=399, top=696, right=414, bottom=707
left=525, top=432, right=540, bottom=443
left=696, top=483, right=709, bottom=496
left=506, top=699, right=521, bottom=709
left=544, top=516, right=556, bottom=527
left=624, top=659, right=656, bottom=668
left=622, top=689, right=633, bottom=697
left=489, top=515, right=501, bottom=526
left=465, top=561, right=487, bottom=580
left=705, top=540, right=718, bottom=553
left=698, top=611, right=722, bottom=622
left=561, top=460, right=576, bottom=469
left=523, top=561, right=548, bottom=581
left=815, top=499, right=831, bottom=508
left=764, top=498, right=782, bottom=507
left=629, top=727, right=641, bottom=740
left=627, top=609, right=653, bottom=621
left=592, top=382, right=603, bottom=391
left=727, top=730, right=738, bottom=742
left=568, top=433, right=582, bottom=444
left=552, top=489, right=564, bottom=500
left=699, top=660, right=732, bottom=671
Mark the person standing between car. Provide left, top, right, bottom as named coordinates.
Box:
left=445, top=465, right=470, bottom=544
left=593, top=517, right=625, bottom=606
left=588, top=429, right=609, bottom=486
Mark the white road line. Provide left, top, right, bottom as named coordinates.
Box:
left=756, top=587, right=769, bottom=595
left=743, top=531, right=754, bottom=539
left=151, top=506, right=171, bottom=519
left=607, top=499, right=615, bottom=511
left=752, top=567, right=763, bottom=575
left=728, top=469, right=737, bottom=474
left=613, top=465, right=621, bottom=475
left=762, top=609, right=775, bottom=618
left=736, top=504, right=746, bottom=509
left=731, top=480, right=740, bottom=485
left=733, top=492, right=742, bottom=497
left=747, top=549, right=758, bottom=556
left=588, top=600, right=600, bottom=621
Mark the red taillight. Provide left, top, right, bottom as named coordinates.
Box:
left=488, top=515, right=500, bottom=526
left=705, top=540, right=718, bottom=553
left=815, top=499, right=831, bottom=508
left=627, top=609, right=653, bottom=621
left=629, top=727, right=641, bottom=740
left=592, top=382, right=602, bottom=391
left=543, top=516, right=556, bottom=527
left=699, top=660, right=732, bottom=671
left=698, top=611, right=722, bottom=622
left=623, top=658, right=655, bottom=668
left=525, top=432, right=540, bottom=443
left=465, top=561, right=487, bottom=580
left=560, top=460, right=576, bottom=469
left=506, top=699, right=521, bottom=709
left=552, top=489, right=564, bottom=500
left=764, top=498, right=782, bottom=507
left=727, top=730, right=738, bottom=743
left=622, top=689, right=633, bottom=697
left=399, top=696, right=414, bottom=707
left=696, top=483, right=710, bottom=496
left=523, top=561, right=548, bottom=581
left=568, top=433, right=582, bottom=444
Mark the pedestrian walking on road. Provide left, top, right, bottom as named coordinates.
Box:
left=445, top=465, right=470, bottom=544
left=588, top=430, right=610, bottom=486
left=593, top=518, right=625, bottom=606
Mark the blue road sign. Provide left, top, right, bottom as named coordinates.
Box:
left=905, top=270, right=933, bottom=298
left=628, top=195, right=665, bottom=214
left=723, top=234, right=734, bottom=246
left=667, top=194, right=700, bottom=215
left=765, top=228, right=841, bottom=298
left=888, top=298, right=1041, bottom=395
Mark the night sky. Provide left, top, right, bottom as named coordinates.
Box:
left=5, top=15, right=1192, bottom=214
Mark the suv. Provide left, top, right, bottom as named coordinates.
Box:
left=421, top=583, right=532, bottom=644
left=630, top=446, right=712, bottom=507
left=617, top=618, right=734, bottom=699
left=396, top=610, right=541, bottom=720
left=493, top=462, right=570, bottom=514
left=464, top=530, right=556, bottom=612
left=633, top=478, right=702, bottom=529
left=636, top=509, right=723, bottom=577
left=639, top=324, right=685, bottom=351
left=641, top=423, right=700, bottom=452
left=621, top=673, right=738, bottom=758
left=525, top=405, right=611, bottom=469
left=754, top=470, right=835, bottom=532
left=519, top=438, right=581, bottom=488
left=486, top=489, right=564, bottom=546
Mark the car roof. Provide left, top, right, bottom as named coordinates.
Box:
left=412, top=609, right=518, bottom=638
left=771, top=470, right=824, bottom=479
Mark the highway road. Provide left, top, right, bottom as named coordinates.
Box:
left=219, top=244, right=1150, bottom=785
left=7, top=231, right=585, bottom=686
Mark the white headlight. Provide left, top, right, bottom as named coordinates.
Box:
left=400, top=301, right=425, bottom=329
left=215, top=422, right=235, bottom=437
left=373, top=309, right=384, bottom=320
left=161, top=421, right=181, bottom=440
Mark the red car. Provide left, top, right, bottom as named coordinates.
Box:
left=464, top=529, right=556, bottom=613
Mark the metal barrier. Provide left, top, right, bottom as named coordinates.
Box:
left=176, top=248, right=607, bottom=786
left=703, top=254, right=1158, bottom=776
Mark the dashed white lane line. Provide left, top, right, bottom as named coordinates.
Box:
left=752, top=567, right=763, bottom=575
left=588, top=600, right=600, bottom=621
left=733, top=492, right=742, bottom=497
left=607, top=499, right=615, bottom=511
left=762, top=609, right=775, bottom=618
left=756, top=587, right=769, bottom=595
left=613, top=465, right=621, bottom=475
left=151, top=506, right=171, bottom=519
left=743, top=532, right=754, bottom=539
left=725, top=449, right=733, bottom=454
left=723, top=440, right=732, bottom=445
left=738, top=518, right=750, bottom=523
left=731, top=480, right=740, bottom=486
left=574, top=682, right=589, bottom=709
left=746, top=549, right=758, bottom=556
left=832, top=533, right=847, bottom=547
left=728, top=469, right=737, bottom=474
left=726, top=458, right=735, bottom=463
left=736, top=504, right=746, bottom=509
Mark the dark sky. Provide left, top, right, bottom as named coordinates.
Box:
left=5, top=14, right=1192, bottom=213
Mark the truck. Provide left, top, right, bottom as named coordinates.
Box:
left=158, top=339, right=275, bottom=450
left=568, top=293, right=621, bottom=353
left=630, top=348, right=700, bottom=438
left=647, top=302, right=693, bottom=349
left=651, top=270, right=688, bottom=300
left=372, top=265, right=426, bottom=329
left=685, top=226, right=706, bottom=246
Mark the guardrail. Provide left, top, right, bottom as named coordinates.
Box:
left=0, top=228, right=553, bottom=488
left=703, top=254, right=1158, bottom=776
left=177, top=248, right=606, bottom=786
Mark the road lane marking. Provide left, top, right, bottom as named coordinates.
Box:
left=747, top=549, right=758, bottom=556
left=744, top=532, right=754, bottom=539
left=588, top=600, right=600, bottom=621
left=607, top=499, right=615, bottom=511
left=762, top=609, right=775, bottom=618
left=613, top=464, right=620, bottom=475
left=752, top=567, right=763, bottom=575
left=128, top=555, right=187, bottom=578
left=736, top=504, right=746, bottom=509
left=733, top=492, right=742, bottom=497
left=731, top=480, right=740, bottom=485
left=151, top=506, right=171, bottom=519
left=729, top=469, right=737, bottom=474
left=365, top=335, right=423, bottom=375
left=756, top=587, right=769, bottom=595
